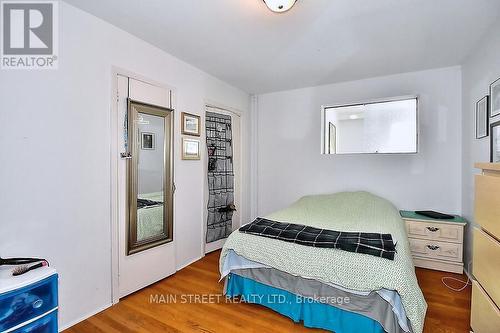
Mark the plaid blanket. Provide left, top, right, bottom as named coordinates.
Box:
left=239, top=218, right=396, bottom=260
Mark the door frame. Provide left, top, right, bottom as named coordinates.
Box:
left=202, top=101, right=243, bottom=254
left=110, top=67, right=176, bottom=304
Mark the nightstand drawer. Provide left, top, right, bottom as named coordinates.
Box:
left=409, top=238, right=462, bottom=262
left=405, top=220, right=463, bottom=243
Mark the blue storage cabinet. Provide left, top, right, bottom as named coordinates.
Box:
left=0, top=267, right=58, bottom=333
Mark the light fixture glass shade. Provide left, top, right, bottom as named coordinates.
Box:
left=263, top=0, right=297, bottom=13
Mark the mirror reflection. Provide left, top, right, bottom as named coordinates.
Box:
left=323, top=97, right=418, bottom=154
left=137, top=112, right=165, bottom=242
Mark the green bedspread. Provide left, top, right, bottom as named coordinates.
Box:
left=220, top=191, right=427, bottom=333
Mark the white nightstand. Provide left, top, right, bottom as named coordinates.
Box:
left=400, top=211, right=467, bottom=274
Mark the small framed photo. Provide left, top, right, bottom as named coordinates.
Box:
left=476, top=96, right=489, bottom=139
left=490, top=77, right=500, bottom=118
left=182, top=138, right=200, bottom=160
left=141, top=132, right=155, bottom=150
left=491, top=121, right=500, bottom=163
left=181, top=112, right=201, bottom=136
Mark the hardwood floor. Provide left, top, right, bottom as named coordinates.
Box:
left=65, top=251, right=471, bottom=333
left=416, top=268, right=471, bottom=333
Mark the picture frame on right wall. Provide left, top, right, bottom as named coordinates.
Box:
left=476, top=96, right=489, bottom=139
left=490, top=77, right=500, bottom=118
left=491, top=121, right=500, bottom=163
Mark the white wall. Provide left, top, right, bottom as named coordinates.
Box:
left=255, top=67, right=462, bottom=217
left=461, top=18, right=500, bottom=268
left=0, top=2, right=249, bottom=329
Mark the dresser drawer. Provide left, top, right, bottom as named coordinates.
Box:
left=405, top=220, right=463, bottom=243
left=475, top=174, right=500, bottom=240
left=0, top=275, right=58, bottom=332
left=409, top=238, right=462, bottom=262
left=473, top=228, right=500, bottom=306
left=471, top=281, right=500, bottom=333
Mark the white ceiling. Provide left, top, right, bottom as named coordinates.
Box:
left=64, top=0, right=500, bottom=93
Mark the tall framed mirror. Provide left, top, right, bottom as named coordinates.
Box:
left=127, top=99, right=173, bottom=255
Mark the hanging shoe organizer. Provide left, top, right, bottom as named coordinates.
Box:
left=206, top=111, right=234, bottom=243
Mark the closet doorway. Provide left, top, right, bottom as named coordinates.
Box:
left=113, top=74, right=176, bottom=299
left=204, top=105, right=242, bottom=254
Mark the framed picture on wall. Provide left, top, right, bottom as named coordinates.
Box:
left=182, top=138, right=200, bottom=160
left=141, top=132, right=155, bottom=150
left=491, top=121, right=500, bottom=163
left=490, top=77, right=500, bottom=118
left=181, top=112, right=201, bottom=136
left=476, top=96, right=489, bottom=139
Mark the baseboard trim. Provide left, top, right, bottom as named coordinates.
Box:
left=412, top=256, right=463, bottom=274
left=464, top=266, right=474, bottom=281
left=176, top=256, right=203, bottom=272
left=61, top=255, right=204, bottom=331
left=205, top=238, right=226, bottom=254
left=59, top=303, right=112, bottom=332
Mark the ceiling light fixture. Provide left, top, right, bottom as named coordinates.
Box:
left=263, top=0, right=297, bottom=13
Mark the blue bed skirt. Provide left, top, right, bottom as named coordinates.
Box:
left=225, top=273, right=384, bottom=333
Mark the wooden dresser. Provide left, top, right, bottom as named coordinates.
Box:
left=401, top=210, right=466, bottom=273
left=471, top=163, right=500, bottom=333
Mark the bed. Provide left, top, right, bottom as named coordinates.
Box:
left=219, top=191, right=427, bottom=333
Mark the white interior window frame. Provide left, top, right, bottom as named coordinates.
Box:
left=320, top=95, right=419, bottom=155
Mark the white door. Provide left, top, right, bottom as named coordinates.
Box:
left=116, top=75, right=176, bottom=298
left=204, top=106, right=242, bottom=254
